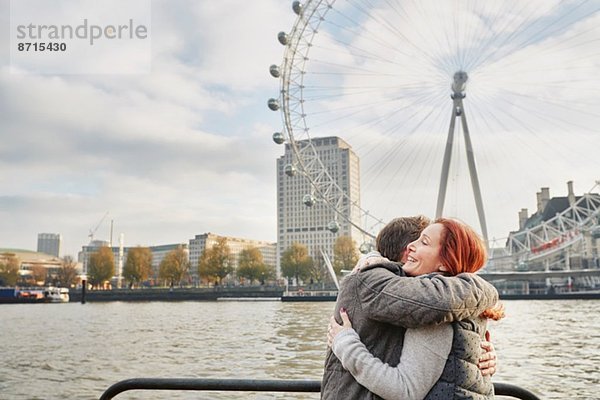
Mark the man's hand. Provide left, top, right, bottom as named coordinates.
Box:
left=479, top=338, right=497, bottom=376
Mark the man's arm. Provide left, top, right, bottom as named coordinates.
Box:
left=357, top=266, right=498, bottom=328
left=332, top=325, right=452, bottom=400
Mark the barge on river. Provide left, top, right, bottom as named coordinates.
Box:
left=0, top=287, right=69, bottom=304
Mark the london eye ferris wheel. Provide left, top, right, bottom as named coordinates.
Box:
left=269, top=0, right=600, bottom=257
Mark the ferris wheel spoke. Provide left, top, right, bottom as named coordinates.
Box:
left=466, top=1, right=563, bottom=72
left=339, top=0, right=455, bottom=70
left=274, top=0, right=600, bottom=253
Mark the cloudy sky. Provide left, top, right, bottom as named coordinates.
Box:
left=1, top=0, right=599, bottom=257
left=1, top=0, right=294, bottom=256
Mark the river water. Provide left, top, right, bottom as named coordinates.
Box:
left=0, top=300, right=598, bottom=399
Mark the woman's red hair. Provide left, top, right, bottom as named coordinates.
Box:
left=435, top=217, right=487, bottom=274
left=435, top=218, right=504, bottom=320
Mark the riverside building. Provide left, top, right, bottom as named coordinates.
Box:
left=276, top=136, right=361, bottom=278
left=78, top=240, right=128, bottom=277
left=148, top=243, right=189, bottom=281
left=188, top=233, right=276, bottom=285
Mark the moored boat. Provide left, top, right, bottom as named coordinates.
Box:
left=43, top=287, right=70, bottom=303
left=0, top=287, right=69, bottom=304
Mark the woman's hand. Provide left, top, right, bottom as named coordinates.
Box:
left=327, top=308, right=353, bottom=348
left=352, top=255, right=390, bottom=273
left=479, top=337, right=497, bottom=376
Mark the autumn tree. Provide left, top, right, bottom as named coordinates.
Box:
left=237, top=247, right=275, bottom=284
left=57, top=255, right=80, bottom=287
left=0, top=253, right=20, bottom=286
left=280, top=242, right=313, bottom=284
left=158, top=245, right=189, bottom=287
left=307, top=249, right=327, bottom=284
left=123, top=247, right=153, bottom=288
left=333, top=236, right=359, bottom=275
left=31, top=265, right=47, bottom=285
left=87, top=246, right=115, bottom=288
left=198, top=237, right=234, bottom=285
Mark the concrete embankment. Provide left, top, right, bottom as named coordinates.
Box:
left=70, top=286, right=285, bottom=302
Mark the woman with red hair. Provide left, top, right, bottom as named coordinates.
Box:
left=328, top=218, right=504, bottom=399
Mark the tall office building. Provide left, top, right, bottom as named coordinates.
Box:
left=276, top=136, right=361, bottom=277
left=37, top=233, right=62, bottom=257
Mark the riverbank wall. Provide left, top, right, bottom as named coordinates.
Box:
left=70, top=286, right=285, bottom=302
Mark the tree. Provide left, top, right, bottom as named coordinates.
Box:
left=280, top=242, right=313, bottom=284
left=57, top=255, right=80, bottom=287
left=198, top=237, right=234, bottom=285
left=0, top=253, right=20, bottom=286
left=88, top=246, right=115, bottom=288
left=31, top=265, right=47, bottom=285
left=158, top=245, right=189, bottom=287
left=333, top=236, right=359, bottom=276
left=308, top=249, right=327, bottom=284
left=122, top=247, right=153, bottom=288
left=237, top=247, right=276, bottom=284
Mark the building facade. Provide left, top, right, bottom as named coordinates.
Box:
left=276, top=136, right=361, bottom=277
left=78, top=240, right=129, bottom=278
left=37, top=233, right=62, bottom=257
left=488, top=181, right=600, bottom=294
left=0, top=249, right=67, bottom=283
left=148, top=243, right=189, bottom=280
left=188, top=233, right=276, bottom=284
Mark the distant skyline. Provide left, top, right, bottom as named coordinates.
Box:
left=1, top=0, right=599, bottom=258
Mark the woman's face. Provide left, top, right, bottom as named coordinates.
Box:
left=402, top=223, right=445, bottom=276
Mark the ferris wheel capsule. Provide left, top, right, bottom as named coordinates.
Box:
left=272, top=132, right=285, bottom=144
left=268, top=98, right=280, bottom=111
left=284, top=163, right=296, bottom=176
left=292, top=1, right=303, bottom=15
left=269, top=64, right=280, bottom=78
left=277, top=32, right=289, bottom=46
left=327, top=220, right=340, bottom=233
left=359, top=242, right=373, bottom=254
left=303, top=194, right=315, bottom=207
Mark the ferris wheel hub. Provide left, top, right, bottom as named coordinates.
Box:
left=451, top=70, right=468, bottom=96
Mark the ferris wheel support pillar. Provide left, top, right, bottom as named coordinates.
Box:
left=435, top=104, right=458, bottom=220
left=459, top=98, right=489, bottom=243
left=436, top=71, right=489, bottom=243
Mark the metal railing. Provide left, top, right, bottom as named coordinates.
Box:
left=99, top=378, right=541, bottom=400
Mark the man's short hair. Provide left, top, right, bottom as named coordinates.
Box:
left=375, top=216, right=431, bottom=262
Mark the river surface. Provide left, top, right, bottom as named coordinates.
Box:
left=0, top=300, right=598, bottom=399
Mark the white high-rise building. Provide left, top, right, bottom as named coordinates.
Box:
left=37, top=233, right=62, bottom=257
left=276, top=136, right=361, bottom=277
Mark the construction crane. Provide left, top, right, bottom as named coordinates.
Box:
left=88, top=211, right=109, bottom=243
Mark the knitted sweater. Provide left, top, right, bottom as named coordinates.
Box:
left=332, top=324, right=453, bottom=400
